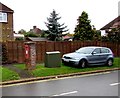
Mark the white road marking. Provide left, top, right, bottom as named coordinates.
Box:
left=53, top=91, right=78, bottom=96
left=110, top=82, right=120, bottom=86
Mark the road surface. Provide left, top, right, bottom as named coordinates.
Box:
left=2, top=70, right=119, bottom=96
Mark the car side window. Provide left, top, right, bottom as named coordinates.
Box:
left=101, top=48, right=110, bottom=53
left=93, top=48, right=101, bottom=54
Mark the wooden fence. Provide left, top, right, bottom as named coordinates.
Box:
left=2, top=41, right=120, bottom=64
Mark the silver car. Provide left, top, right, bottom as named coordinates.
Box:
left=62, top=46, right=114, bottom=68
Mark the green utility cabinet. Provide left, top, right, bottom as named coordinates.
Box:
left=45, top=51, right=61, bottom=68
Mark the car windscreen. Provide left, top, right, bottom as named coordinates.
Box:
left=75, top=47, right=94, bottom=54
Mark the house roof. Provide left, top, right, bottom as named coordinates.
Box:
left=30, top=26, right=42, bottom=34
left=0, top=2, right=14, bottom=13
left=100, top=16, right=120, bottom=30
left=26, top=37, right=49, bottom=41
left=62, top=35, right=73, bottom=40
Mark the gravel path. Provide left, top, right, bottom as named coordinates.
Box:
left=3, top=64, right=33, bottom=78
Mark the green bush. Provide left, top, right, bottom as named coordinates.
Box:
left=2, top=44, right=8, bottom=64
left=15, top=37, right=24, bottom=41
left=25, top=32, right=39, bottom=37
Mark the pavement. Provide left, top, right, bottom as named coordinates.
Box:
left=1, top=64, right=120, bottom=86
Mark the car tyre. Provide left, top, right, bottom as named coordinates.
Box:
left=107, top=59, right=113, bottom=66
left=79, top=59, right=87, bottom=68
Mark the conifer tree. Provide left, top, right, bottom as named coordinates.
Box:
left=74, top=11, right=94, bottom=41
left=45, top=9, right=68, bottom=41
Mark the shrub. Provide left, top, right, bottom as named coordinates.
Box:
left=25, top=32, right=39, bottom=37
left=15, top=37, right=24, bottom=41
left=2, top=43, right=8, bottom=64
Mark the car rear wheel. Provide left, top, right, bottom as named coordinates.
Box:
left=79, top=59, right=87, bottom=68
left=107, top=59, right=113, bottom=66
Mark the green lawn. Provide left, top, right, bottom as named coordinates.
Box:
left=1, top=57, right=120, bottom=82
left=32, top=58, right=120, bottom=77
left=14, top=57, right=120, bottom=77
left=0, top=66, right=20, bottom=82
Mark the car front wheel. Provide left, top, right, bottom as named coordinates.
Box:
left=79, top=59, right=87, bottom=68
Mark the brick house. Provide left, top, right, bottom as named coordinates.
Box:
left=0, top=2, right=14, bottom=42
left=100, top=16, right=120, bottom=31
left=30, top=26, right=43, bottom=35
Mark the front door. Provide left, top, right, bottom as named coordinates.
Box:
left=88, top=48, right=101, bottom=65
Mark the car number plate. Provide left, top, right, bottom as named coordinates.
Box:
left=64, top=59, right=69, bottom=62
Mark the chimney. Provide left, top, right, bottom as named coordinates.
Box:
left=33, top=26, right=37, bottom=29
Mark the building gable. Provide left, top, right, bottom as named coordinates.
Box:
left=0, top=2, right=14, bottom=13
left=100, top=16, right=120, bottom=30
left=0, top=2, right=14, bottom=42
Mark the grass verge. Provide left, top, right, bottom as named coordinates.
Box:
left=14, top=57, right=120, bottom=77
left=1, top=58, right=119, bottom=82
left=0, top=66, right=20, bottom=82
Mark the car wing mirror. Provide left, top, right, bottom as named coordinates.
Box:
left=92, top=51, right=97, bottom=55
left=75, top=50, right=78, bottom=52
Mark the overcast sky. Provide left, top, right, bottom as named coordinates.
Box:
left=0, top=0, right=119, bottom=33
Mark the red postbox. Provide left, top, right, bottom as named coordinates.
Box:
left=24, top=42, right=36, bottom=70
left=25, top=45, right=30, bottom=59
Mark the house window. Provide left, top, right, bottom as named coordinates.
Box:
left=0, top=12, right=7, bottom=23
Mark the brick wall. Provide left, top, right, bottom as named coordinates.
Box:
left=0, top=12, right=14, bottom=42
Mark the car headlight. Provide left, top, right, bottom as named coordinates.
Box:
left=62, top=55, right=65, bottom=58
left=73, top=58, right=80, bottom=60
